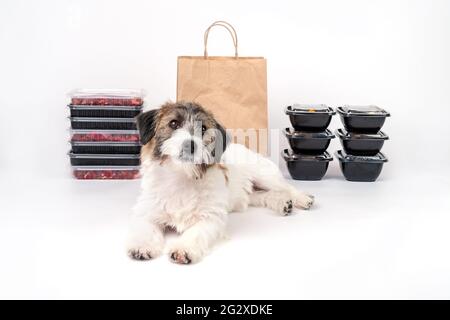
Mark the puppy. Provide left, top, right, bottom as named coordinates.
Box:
left=127, top=101, right=314, bottom=264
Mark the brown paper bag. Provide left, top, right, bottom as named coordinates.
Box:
left=177, top=21, right=268, bottom=154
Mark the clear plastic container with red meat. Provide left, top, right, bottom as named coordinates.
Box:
left=72, top=166, right=140, bottom=180
left=70, top=130, right=140, bottom=142
left=69, top=89, right=145, bottom=106
left=70, top=130, right=142, bottom=154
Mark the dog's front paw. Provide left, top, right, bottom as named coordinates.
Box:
left=282, top=200, right=293, bottom=216
left=295, top=193, right=315, bottom=210
left=128, top=248, right=155, bottom=261
left=169, top=245, right=203, bottom=265
left=170, top=250, right=192, bottom=264
left=127, top=240, right=164, bottom=261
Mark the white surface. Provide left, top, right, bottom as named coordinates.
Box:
left=1, top=0, right=450, bottom=299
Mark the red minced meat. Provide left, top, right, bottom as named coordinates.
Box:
left=73, top=169, right=140, bottom=180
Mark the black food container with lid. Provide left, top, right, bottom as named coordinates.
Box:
left=285, top=104, right=335, bottom=132
left=68, top=152, right=140, bottom=166
left=69, top=117, right=137, bottom=130
left=337, top=105, right=390, bottom=133
left=282, top=149, right=333, bottom=181
left=284, top=128, right=335, bottom=155
left=70, top=141, right=142, bottom=154
left=68, top=105, right=143, bottom=118
left=336, top=150, right=388, bottom=182
left=336, top=128, right=388, bottom=156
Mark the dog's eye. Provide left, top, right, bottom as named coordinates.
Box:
left=169, top=120, right=179, bottom=129
left=202, top=125, right=207, bottom=133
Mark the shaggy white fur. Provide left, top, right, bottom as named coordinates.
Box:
left=127, top=143, right=314, bottom=264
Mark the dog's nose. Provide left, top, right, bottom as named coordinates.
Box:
left=182, top=139, right=197, bottom=154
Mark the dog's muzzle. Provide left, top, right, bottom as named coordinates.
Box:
left=180, top=139, right=198, bottom=161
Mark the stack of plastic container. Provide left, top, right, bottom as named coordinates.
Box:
left=335, top=105, right=390, bottom=182
left=68, top=89, right=145, bottom=180
left=282, top=104, right=336, bottom=180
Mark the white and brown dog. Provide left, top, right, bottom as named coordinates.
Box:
left=127, top=101, right=314, bottom=264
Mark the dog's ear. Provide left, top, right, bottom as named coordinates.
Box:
left=212, top=121, right=231, bottom=162
left=136, top=109, right=159, bottom=145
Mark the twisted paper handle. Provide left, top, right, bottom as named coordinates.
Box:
left=203, top=21, right=238, bottom=58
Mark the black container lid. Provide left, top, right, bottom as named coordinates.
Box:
left=337, top=105, right=390, bottom=117
left=285, top=128, right=335, bottom=139
left=70, top=129, right=140, bottom=134
left=335, top=128, right=389, bottom=140
left=68, top=152, right=140, bottom=159
left=282, top=149, right=333, bottom=162
left=285, top=104, right=335, bottom=115
left=70, top=141, right=141, bottom=146
left=335, top=150, right=388, bottom=163
left=69, top=117, right=137, bottom=123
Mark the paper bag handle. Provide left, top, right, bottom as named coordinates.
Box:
left=204, top=21, right=238, bottom=59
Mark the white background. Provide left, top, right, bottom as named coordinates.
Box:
left=0, top=0, right=449, bottom=299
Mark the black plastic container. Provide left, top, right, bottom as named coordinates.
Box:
left=69, top=117, right=137, bottom=130
left=68, top=152, right=140, bottom=166
left=285, top=104, right=335, bottom=132
left=69, top=105, right=143, bottom=118
left=70, top=141, right=142, bottom=154
left=337, top=105, right=390, bottom=133
left=284, top=128, right=335, bottom=155
left=336, top=150, right=388, bottom=182
left=336, top=129, right=388, bottom=156
left=282, top=149, right=332, bottom=181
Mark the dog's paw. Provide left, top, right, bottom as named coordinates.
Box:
left=170, top=249, right=192, bottom=264
left=295, top=193, right=315, bottom=210
left=127, top=240, right=164, bottom=261
left=271, top=193, right=296, bottom=216
left=282, top=200, right=293, bottom=216
left=169, top=244, right=203, bottom=265
left=128, top=248, right=155, bottom=261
